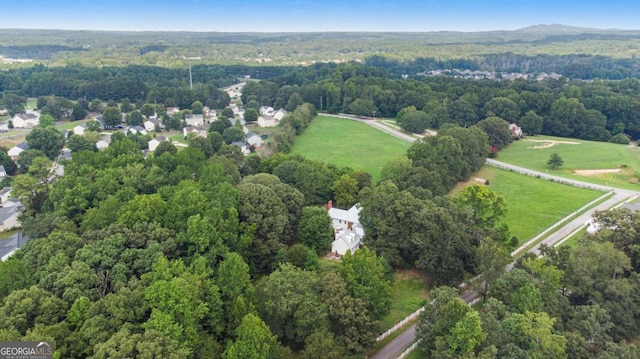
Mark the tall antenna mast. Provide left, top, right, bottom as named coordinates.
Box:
left=188, top=56, right=193, bottom=90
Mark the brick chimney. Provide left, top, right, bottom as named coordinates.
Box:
left=327, top=200, right=332, bottom=210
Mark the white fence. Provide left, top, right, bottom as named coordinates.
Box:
left=376, top=307, right=424, bottom=342
left=509, top=190, right=614, bottom=256
left=396, top=340, right=421, bottom=359
left=486, top=159, right=612, bottom=192
left=320, top=112, right=418, bottom=143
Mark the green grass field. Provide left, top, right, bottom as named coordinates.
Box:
left=25, top=98, right=37, bottom=110
left=497, top=135, right=640, bottom=190
left=292, top=116, right=411, bottom=182
left=381, top=270, right=430, bottom=331
left=169, top=132, right=188, bottom=145
left=55, top=119, right=90, bottom=131
left=456, top=166, right=603, bottom=242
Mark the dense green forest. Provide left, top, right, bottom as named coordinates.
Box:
left=4, top=60, right=640, bottom=142
left=0, top=108, right=514, bottom=358
left=2, top=105, right=639, bottom=358
left=2, top=27, right=640, bottom=357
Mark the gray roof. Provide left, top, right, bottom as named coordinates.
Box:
left=16, top=141, right=29, bottom=150
left=0, top=232, right=30, bottom=260
left=0, top=165, right=5, bottom=174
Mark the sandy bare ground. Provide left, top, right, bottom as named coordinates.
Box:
left=573, top=169, right=622, bottom=176
left=524, top=139, right=580, bottom=149
left=473, top=177, right=488, bottom=183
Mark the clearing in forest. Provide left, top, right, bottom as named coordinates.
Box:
left=292, top=116, right=411, bottom=182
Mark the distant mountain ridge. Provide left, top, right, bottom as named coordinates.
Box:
left=515, top=24, right=637, bottom=34
left=1, top=24, right=639, bottom=68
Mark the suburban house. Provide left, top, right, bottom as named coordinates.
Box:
left=0, top=187, right=11, bottom=204
left=229, top=117, right=246, bottom=127
left=8, top=141, right=28, bottom=161
left=231, top=141, right=251, bottom=155
left=166, top=107, right=180, bottom=116
left=144, top=118, right=161, bottom=132
left=129, top=126, right=148, bottom=136
left=0, top=122, right=9, bottom=132
left=204, top=107, right=217, bottom=121
left=257, top=115, right=279, bottom=128
left=96, top=135, right=112, bottom=150
left=273, top=108, right=287, bottom=121
left=245, top=132, right=262, bottom=147
left=148, top=136, right=169, bottom=151
left=509, top=123, right=523, bottom=139
left=183, top=126, right=207, bottom=139
left=185, top=114, right=204, bottom=127
left=327, top=201, right=364, bottom=256
left=73, top=125, right=86, bottom=136
left=11, top=112, right=40, bottom=128
left=259, top=106, right=275, bottom=116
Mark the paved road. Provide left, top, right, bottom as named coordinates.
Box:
left=371, top=325, right=417, bottom=359
left=370, top=159, right=638, bottom=359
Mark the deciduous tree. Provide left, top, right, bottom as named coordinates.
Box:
left=547, top=153, right=564, bottom=170
left=26, top=126, right=64, bottom=159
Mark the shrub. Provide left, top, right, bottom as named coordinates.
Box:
left=609, top=133, right=630, bottom=144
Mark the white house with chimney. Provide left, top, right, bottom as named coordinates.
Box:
left=327, top=201, right=364, bottom=256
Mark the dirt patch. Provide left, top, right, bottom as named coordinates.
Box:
left=524, top=139, right=580, bottom=149
left=573, top=169, right=622, bottom=176
left=473, top=177, right=487, bottom=183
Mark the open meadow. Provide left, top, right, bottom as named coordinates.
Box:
left=292, top=116, right=411, bottom=182
left=455, top=166, right=604, bottom=242
left=497, top=135, right=640, bottom=190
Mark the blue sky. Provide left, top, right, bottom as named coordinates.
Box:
left=1, top=0, right=639, bottom=32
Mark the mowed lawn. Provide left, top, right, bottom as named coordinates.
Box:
left=381, top=270, right=430, bottom=331
left=292, top=116, right=411, bottom=181
left=456, top=166, right=604, bottom=242
left=497, top=135, right=640, bottom=190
